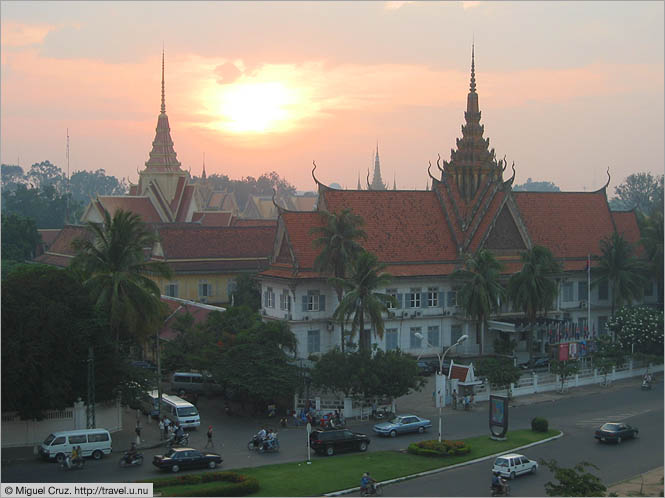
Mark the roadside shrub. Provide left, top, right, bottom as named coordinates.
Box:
left=407, top=439, right=471, bottom=457
left=531, top=417, right=549, bottom=432
left=152, top=471, right=258, bottom=495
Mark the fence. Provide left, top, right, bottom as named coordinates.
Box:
left=475, top=359, right=664, bottom=402
left=1, top=399, right=123, bottom=448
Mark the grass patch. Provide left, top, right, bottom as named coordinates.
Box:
left=155, top=429, right=559, bottom=497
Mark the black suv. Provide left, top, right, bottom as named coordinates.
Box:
left=309, top=429, right=370, bottom=456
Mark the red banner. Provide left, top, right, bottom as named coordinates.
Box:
left=559, top=343, right=569, bottom=361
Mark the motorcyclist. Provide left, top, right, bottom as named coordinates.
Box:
left=360, top=472, right=377, bottom=495
left=125, top=442, right=138, bottom=464
left=174, top=424, right=185, bottom=444
left=491, top=472, right=507, bottom=495
left=257, top=427, right=267, bottom=441
left=264, top=429, right=277, bottom=449
left=67, top=445, right=79, bottom=469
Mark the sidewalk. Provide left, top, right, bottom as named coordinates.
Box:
left=608, top=467, right=664, bottom=497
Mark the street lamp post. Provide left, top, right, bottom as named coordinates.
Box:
left=415, top=332, right=468, bottom=443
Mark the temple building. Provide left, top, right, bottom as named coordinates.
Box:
left=257, top=46, right=656, bottom=361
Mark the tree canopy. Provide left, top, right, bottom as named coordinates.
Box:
left=513, top=178, right=561, bottom=192
left=1, top=213, right=41, bottom=261
left=610, top=172, right=664, bottom=215
left=541, top=459, right=607, bottom=497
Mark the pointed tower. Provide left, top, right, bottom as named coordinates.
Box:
left=393, top=172, right=397, bottom=190
left=370, top=142, right=387, bottom=190
left=202, top=153, right=207, bottom=180
left=139, top=49, right=188, bottom=203
left=357, top=173, right=362, bottom=190
left=441, top=44, right=503, bottom=201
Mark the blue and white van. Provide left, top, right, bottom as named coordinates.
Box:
left=160, top=394, right=200, bottom=429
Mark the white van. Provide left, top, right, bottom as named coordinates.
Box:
left=38, top=429, right=112, bottom=463
left=160, top=394, right=200, bottom=429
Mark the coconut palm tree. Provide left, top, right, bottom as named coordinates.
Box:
left=593, top=231, right=648, bottom=317
left=72, top=208, right=172, bottom=349
left=311, top=209, right=366, bottom=351
left=452, top=249, right=504, bottom=356
left=332, top=250, right=394, bottom=352
left=507, top=245, right=561, bottom=366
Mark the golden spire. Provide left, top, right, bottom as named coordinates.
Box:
left=161, top=47, right=166, bottom=114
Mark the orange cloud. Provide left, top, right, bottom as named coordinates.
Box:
left=1, top=21, right=56, bottom=47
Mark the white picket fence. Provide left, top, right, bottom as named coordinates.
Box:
left=474, top=359, right=664, bottom=401
left=1, top=399, right=123, bottom=448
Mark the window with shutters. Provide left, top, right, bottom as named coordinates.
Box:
left=562, top=282, right=574, bottom=302
left=428, top=325, right=440, bottom=347
left=598, top=316, right=608, bottom=334
left=451, top=324, right=463, bottom=345
left=447, top=290, right=458, bottom=307
left=265, top=287, right=275, bottom=308
left=280, top=290, right=291, bottom=311
left=598, top=280, right=608, bottom=300
left=578, top=281, right=588, bottom=301
left=385, top=329, right=398, bottom=351
left=305, top=290, right=325, bottom=312
left=409, top=327, right=422, bottom=349
left=408, top=288, right=421, bottom=308
left=165, top=283, right=178, bottom=298
left=198, top=281, right=211, bottom=298
left=307, top=330, right=320, bottom=353
left=427, top=287, right=439, bottom=307
left=386, top=289, right=397, bottom=309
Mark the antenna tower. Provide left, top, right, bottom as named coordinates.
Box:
left=66, top=129, right=70, bottom=223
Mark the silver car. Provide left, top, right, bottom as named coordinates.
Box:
left=373, top=415, right=432, bottom=437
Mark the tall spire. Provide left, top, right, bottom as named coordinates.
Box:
left=357, top=172, right=362, bottom=190
left=370, top=141, right=386, bottom=190
left=469, top=43, right=476, bottom=93
left=202, top=152, right=206, bottom=179
left=393, top=171, right=397, bottom=190
left=161, top=47, right=166, bottom=114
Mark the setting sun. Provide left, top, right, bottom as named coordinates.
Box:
left=218, top=82, right=296, bottom=133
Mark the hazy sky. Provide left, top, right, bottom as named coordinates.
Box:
left=2, top=1, right=663, bottom=192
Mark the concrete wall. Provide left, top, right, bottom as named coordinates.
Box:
left=1, top=399, right=123, bottom=448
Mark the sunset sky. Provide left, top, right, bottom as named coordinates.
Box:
left=1, top=1, right=663, bottom=193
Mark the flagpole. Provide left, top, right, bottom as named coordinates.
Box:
left=587, top=253, right=591, bottom=340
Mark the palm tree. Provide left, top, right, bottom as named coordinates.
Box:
left=452, top=249, right=504, bottom=356
left=332, top=250, right=394, bottom=352
left=593, top=231, right=648, bottom=317
left=640, top=211, right=663, bottom=304
left=507, top=245, right=561, bottom=366
left=72, top=209, right=172, bottom=349
left=311, top=209, right=366, bottom=351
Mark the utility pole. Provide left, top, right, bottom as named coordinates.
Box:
left=86, top=346, right=96, bottom=428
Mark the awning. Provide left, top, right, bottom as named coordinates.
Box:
left=487, top=320, right=517, bottom=332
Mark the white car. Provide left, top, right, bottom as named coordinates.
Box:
left=492, top=453, right=538, bottom=479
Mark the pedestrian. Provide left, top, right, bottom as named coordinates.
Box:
left=163, top=417, right=171, bottom=439
left=452, top=389, right=458, bottom=410
left=159, top=418, right=165, bottom=440
left=205, top=425, right=214, bottom=448
left=135, top=420, right=142, bottom=445
left=371, top=401, right=377, bottom=419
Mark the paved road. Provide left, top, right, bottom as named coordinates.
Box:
left=2, top=383, right=662, bottom=490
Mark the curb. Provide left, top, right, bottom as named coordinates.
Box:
left=324, top=431, right=565, bottom=496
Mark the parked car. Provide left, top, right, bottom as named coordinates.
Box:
left=492, top=453, right=538, bottom=479
left=373, top=414, right=432, bottom=437
left=594, top=422, right=639, bottom=443
left=417, top=361, right=436, bottom=376
left=152, top=448, right=222, bottom=472
left=309, top=429, right=370, bottom=456
left=519, top=357, right=550, bottom=370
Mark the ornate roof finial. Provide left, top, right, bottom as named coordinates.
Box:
left=470, top=43, right=476, bottom=93
left=357, top=172, right=362, bottom=190
left=161, top=46, right=166, bottom=114
left=393, top=171, right=397, bottom=190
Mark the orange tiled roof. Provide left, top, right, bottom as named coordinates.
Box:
left=161, top=298, right=214, bottom=341
left=513, top=191, right=615, bottom=259
left=194, top=211, right=233, bottom=227
left=97, top=196, right=163, bottom=223
left=175, top=185, right=195, bottom=222
left=155, top=225, right=276, bottom=260
left=37, top=229, right=61, bottom=248
left=321, top=190, right=458, bottom=264
left=611, top=210, right=644, bottom=256
left=449, top=364, right=469, bottom=382
left=34, top=225, right=92, bottom=267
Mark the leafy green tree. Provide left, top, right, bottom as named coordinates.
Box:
left=332, top=250, right=394, bottom=352
left=310, top=348, right=358, bottom=397
left=230, top=273, right=261, bottom=310
left=608, top=305, right=664, bottom=355
left=540, top=459, right=607, bottom=497
left=452, top=249, right=504, bottom=355
left=550, top=360, right=579, bottom=393
left=513, top=178, right=560, bottom=192
left=493, top=332, right=517, bottom=356
left=640, top=211, right=663, bottom=303
left=508, top=246, right=561, bottom=365
left=3, top=184, right=73, bottom=228
left=593, top=232, right=647, bottom=317
left=69, top=168, right=128, bottom=203
left=371, top=349, right=424, bottom=400
left=592, top=335, right=625, bottom=386
left=214, top=320, right=298, bottom=412
left=26, top=160, right=66, bottom=191
left=1, top=163, right=25, bottom=191
left=610, top=172, right=664, bottom=215
left=476, top=357, right=522, bottom=394
left=1, top=264, right=123, bottom=418
left=1, top=213, right=41, bottom=261
left=311, top=208, right=366, bottom=351
left=72, top=209, right=172, bottom=349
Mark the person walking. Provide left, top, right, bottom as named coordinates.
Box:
left=158, top=418, right=165, bottom=440
left=205, top=425, right=214, bottom=448
left=452, top=389, right=458, bottom=410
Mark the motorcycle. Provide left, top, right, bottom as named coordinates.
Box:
left=259, top=435, right=280, bottom=453
left=491, top=480, right=510, bottom=496
left=373, top=407, right=394, bottom=421
left=248, top=434, right=264, bottom=451
left=118, top=452, right=144, bottom=467
left=167, top=433, right=190, bottom=449
left=60, top=456, right=84, bottom=471
left=641, top=380, right=652, bottom=390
